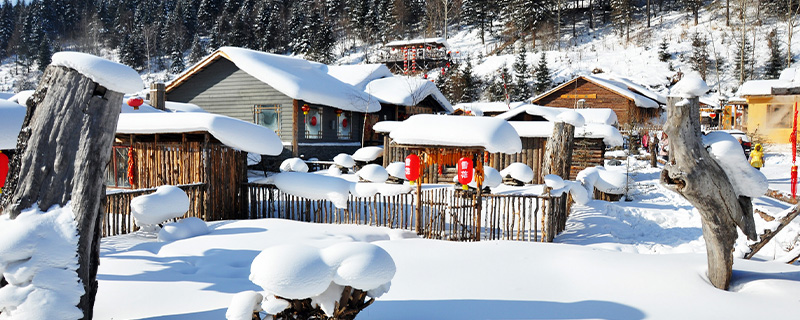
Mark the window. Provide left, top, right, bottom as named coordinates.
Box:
left=106, top=146, right=132, bottom=188
left=255, top=105, right=281, bottom=135
left=304, top=107, right=323, bottom=139
left=767, top=104, right=793, bottom=129
left=337, top=111, right=351, bottom=139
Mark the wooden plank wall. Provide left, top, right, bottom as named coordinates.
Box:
left=570, top=138, right=606, bottom=179
left=103, top=183, right=206, bottom=237
left=488, top=137, right=547, bottom=184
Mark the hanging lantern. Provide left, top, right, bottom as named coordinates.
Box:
left=405, top=154, right=420, bottom=181
left=427, top=46, right=431, bottom=50
left=457, top=157, right=473, bottom=187
left=301, top=104, right=310, bottom=115
left=310, top=116, right=318, bottom=126
left=336, top=109, right=343, bottom=117
left=709, top=113, right=717, bottom=119
left=127, top=96, right=143, bottom=110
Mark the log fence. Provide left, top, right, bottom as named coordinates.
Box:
left=102, top=183, right=206, bottom=237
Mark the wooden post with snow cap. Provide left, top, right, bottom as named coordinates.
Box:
left=660, top=74, right=757, bottom=290
left=540, top=112, right=578, bottom=242
left=0, top=52, right=142, bottom=318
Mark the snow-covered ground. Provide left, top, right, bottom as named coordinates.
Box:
left=94, top=147, right=800, bottom=319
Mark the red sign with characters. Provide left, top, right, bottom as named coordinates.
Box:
left=405, top=154, right=420, bottom=181
left=457, top=157, right=473, bottom=185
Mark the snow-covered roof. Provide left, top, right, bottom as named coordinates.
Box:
left=0, top=99, right=25, bottom=149
left=388, top=114, right=521, bottom=154
left=51, top=51, right=144, bottom=94
left=168, top=47, right=380, bottom=113
left=531, top=75, right=661, bottom=109
left=509, top=121, right=624, bottom=147
left=385, top=38, right=449, bottom=49
left=496, top=104, right=619, bottom=126
left=116, top=112, right=283, bottom=155
left=365, top=76, right=453, bottom=112
left=738, top=67, right=800, bottom=96
left=596, top=74, right=667, bottom=104
left=373, top=121, right=401, bottom=133
left=326, top=64, right=393, bottom=90
left=453, top=102, right=526, bottom=116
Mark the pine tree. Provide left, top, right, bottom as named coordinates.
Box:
left=734, top=36, right=753, bottom=84
left=486, top=66, right=512, bottom=102
left=533, top=52, right=552, bottom=94
left=462, top=0, right=498, bottom=45
left=197, top=0, right=221, bottom=32
left=658, top=38, right=671, bottom=62
left=511, top=44, right=532, bottom=101
left=0, top=0, right=14, bottom=58
left=688, top=32, right=710, bottom=80
left=611, top=0, right=634, bottom=42
left=458, top=59, right=481, bottom=102
left=188, top=34, right=207, bottom=65
left=169, top=48, right=186, bottom=74
left=765, top=29, right=785, bottom=79
left=36, top=34, right=50, bottom=72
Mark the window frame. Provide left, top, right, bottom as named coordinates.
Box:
left=767, top=104, right=793, bottom=129
left=254, top=104, right=282, bottom=136
left=106, top=146, right=132, bottom=189
left=304, top=106, right=323, bottom=139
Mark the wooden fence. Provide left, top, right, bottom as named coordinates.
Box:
left=102, top=183, right=206, bottom=237
left=243, top=184, right=567, bottom=242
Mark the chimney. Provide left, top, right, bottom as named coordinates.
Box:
left=150, top=82, right=166, bottom=111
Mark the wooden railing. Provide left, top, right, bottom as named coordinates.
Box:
left=102, top=183, right=206, bottom=237
left=243, top=184, right=566, bottom=242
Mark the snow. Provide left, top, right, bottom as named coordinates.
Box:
left=365, top=76, right=453, bottom=112
left=739, top=67, right=800, bottom=96
left=356, top=164, right=389, bottom=183
left=0, top=99, right=25, bottom=149
left=333, top=153, right=356, bottom=168
left=670, top=72, right=711, bottom=98
left=326, top=64, right=393, bottom=90
left=556, top=109, right=585, bottom=126
left=211, top=47, right=380, bottom=113
left=702, top=132, right=769, bottom=198
left=596, top=73, right=667, bottom=104
left=6, top=90, right=32, bottom=106
left=116, top=112, right=283, bottom=155
left=496, top=104, right=619, bottom=126
left=452, top=101, right=526, bottom=115
left=158, top=217, right=210, bottom=242
left=50, top=51, right=144, bottom=94
left=250, top=244, right=332, bottom=299
left=350, top=182, right=413, bottom=198
left=0, top=204, right=83, bottom=320
left=372, top=121, right=401, bottom=133
left=385, top=38, right=449, bottom=48
left=389, top=114, right=522, bottom=154
left=352, top=146, right=384, bottom=162
left=584, top=75, right=661, bottom=108
left=578, top=166, right=629, bottom=195
left=385, top=162, right=407, bottom=180
left=279, top=157, right=309, bottom=173
left=509, top=121, right=624, bottom=147
left=164, top=101, right=208, bottom=113
left=543, top=174, right=566, bottom=189
left=260, top=172, right=352, bottom=209
left=130, top=185, right=190, bottom=226
left=225, top=291, right=262, bottom=320
left=499, top=163, right=534, bottom=184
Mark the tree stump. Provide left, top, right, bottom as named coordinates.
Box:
left=1, top=64, right=124, bottom=318
left=541, top=121, right=575, bottom=242
left=660, top=96, right=757, bottom=290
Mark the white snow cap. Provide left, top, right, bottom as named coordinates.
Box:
left=334, top=153, right=356, bottom=168
left=250, top=244, right=332, bottom=299
left=130, top=185, right=190, bottom=226
left=226, top=291, right=264, bottom=320
left=385, top=162, right=407, bottom=180
left=373, top=121, right=401, bottom=133
left=352, top=146, right=384, bottom=162
left=51, top=51, right=144, bottom=94
left=157, top=217, right=210, bottom=242
left=500, top=163, right=534, bottom=184
left=556, top=110, right=586, bottom=127
left=703, top=131, right=768, bottom=198
left=164, top=101, right=208, bottom=113
left=280, top=158, right=310, bottom=173
left=389, top=114, right=522, bottom=154
left=117, top=112, right=283, bottom=155
left=212, top=47, right=380, bottom=112
left=0, top=99, right=26, bottom=149
left=496, top=104, right=619, bottom=126
left=670, top=72, right=710, bottom=98
left=365, top=76, right=453, bottom=112
left=543, top=174, right=566, bottom=189
left=509, top=122, right=624, bottom=147
left=326, top=64, right=393, bottom=90
left=264, top=172, right=353, bottom=209
left=577, top=166, right=629, bottom=195
left=356, top=164, right=389, bottom=183
left=453, top=102, right=526, bottom=116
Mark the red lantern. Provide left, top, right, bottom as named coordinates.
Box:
left=336, top=109, right=343, bottom=117
left=310, top=116, right=317, bottom=126
left=301, top=104, right=310, bottom=115
left=405, top=154, right=420, bottom=181
left=341, top=118, right=348, bottom=128
left=709, top=113, right=717, bottom=119
left=457, top=157, right=473, bottom=185
left=127, top=96, right=143, bottom=110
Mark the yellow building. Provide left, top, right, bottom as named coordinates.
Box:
left=738, top=70, right=800, bottom=144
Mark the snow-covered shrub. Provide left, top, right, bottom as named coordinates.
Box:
left=333, top=153, right=356, bottom=168
left=356, top=164, right=389, bottom=183
left=385, top=162, right=407, bottom=184
left=352, top=146, right=383, bottom=162
left=130, top=185, right=190, bottom=227
left=157, top=217, right=209, bottom=242
left=279, top=157, right=309, bottom=173
left=226, top=291, right=263, bottom=320
left=468, top=167, right=502, bottom=189
left=577, top=166, right=631, bottom=196
left=500, top=163, right=534, bottom=185
left=543, top=175, right=590, bottom=205
left=237, top=242, right=396, bottom=319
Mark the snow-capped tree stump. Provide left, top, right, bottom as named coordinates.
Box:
left=272, top=287, right=373, bottom=320
left=660, top=96, right=757, bottom=290
left=541, top=121, right=575, bottom=242
left=0, top=64, right=125, bottom=318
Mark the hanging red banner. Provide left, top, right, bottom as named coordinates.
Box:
left=457, top=157, right=473, bottom=185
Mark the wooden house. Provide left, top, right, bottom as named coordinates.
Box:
left=379, top=38, right=451, bottom=75
left=531, top=75, right=663, bottom=129
left=452, top=102, right=526, bottom=117
left=165, top=47, right=381, bottom=161
left=107, top=112, right=283, bottom=224
left=737, top=68, right=800, bottom=143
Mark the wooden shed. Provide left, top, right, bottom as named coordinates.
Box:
left=531, top=75, right=663, bottom=129
left=165, top=47, right=381, bottom=161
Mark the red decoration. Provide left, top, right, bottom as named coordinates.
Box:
left=342, top=118, right=348, bottom=128
left=405, top=154, right=420, bottom=181
left=127, top=97, right=143, bottom=110
left=709, top=113, right=716, bottom=119
left=457, top=157, right=473, bottom=185
left=0, top=151, right=7, bottom=189
left=336, top=109, right=343, bottom=117
left=310, top=116, right=317, bottom=126
left=301, top=104, right=311, bottom=115
left=792, top=102, right=798, bottom=198
left=127, top=147, right=135, bottom=187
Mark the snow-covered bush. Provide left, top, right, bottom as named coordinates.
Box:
left=157, top=217, right=209, bottom=242
left=352, top=146, right=384, bottom=162
left=130, top=185, right=190, bottom=227
left=577, top=166, right=631, bottom=196
left=385, top=162, right=407, bottom=184
left=500, top=163, right=534, bottom=185
left=234, top=242, right=396, bottom=319
left=333, top=153, right=356, bottom=168
left=356, top=164, right=389, bottom=183
left=279, top=157, right=309, bottom=173
left=543, top=174, right=590, bottom=205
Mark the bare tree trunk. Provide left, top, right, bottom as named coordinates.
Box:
left=541, top=122, right=575, bottom=242
left=744, top=204, right=800, bottom=259
left=1, top=65, right=124, bottom=318
left=726, top=0, right=730, bottom=26
left=647, top=0, right=651, bottom=28
left=660, top=97, right=757, bottom=290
